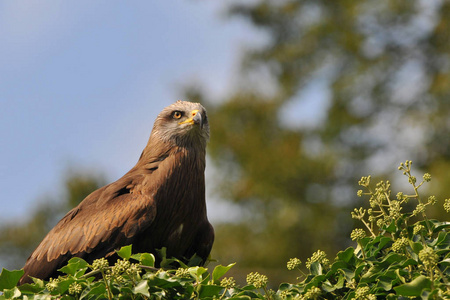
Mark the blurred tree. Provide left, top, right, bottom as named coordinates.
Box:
left=0, top=171, right=105, bottom=270
left=186, top=0, right=450, bottom=283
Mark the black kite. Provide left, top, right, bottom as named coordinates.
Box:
left=19, top=100, right=214, bottom=284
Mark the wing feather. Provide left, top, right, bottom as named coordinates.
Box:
left=20, top=173, right=157, bottom=284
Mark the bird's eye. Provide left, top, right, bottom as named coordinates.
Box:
left=172, top=111, right=183, bottom=119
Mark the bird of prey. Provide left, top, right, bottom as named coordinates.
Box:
left=19, top=100, right=214, bottom=285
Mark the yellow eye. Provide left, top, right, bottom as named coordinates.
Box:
left=172, top=111, right=182, bottom=119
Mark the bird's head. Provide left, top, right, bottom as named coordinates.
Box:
left=151, top=100, right=210, bottom=148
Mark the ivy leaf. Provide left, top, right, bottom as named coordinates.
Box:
left=212, top=263, right=236, bottom=283
left=188, top=266, right=208, bottom=281
left=116, top=245, right=132, bottom=259
left=310, top=261, right=323, bottom=275
left=394, top=275, right=431, bottom=296
left=2, top=286, right=21, bottom=299
left=131, top=252, right=155, bottom=267
left=132, top=280, right=150, bottom=297
left=59, top=257, right=88, bottom=276
left=199, top=284, right=224, bottom=297
left=0, top=268, right=24, bottom=290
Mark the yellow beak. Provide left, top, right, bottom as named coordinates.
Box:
left=179, top=109, right=200, bottom=126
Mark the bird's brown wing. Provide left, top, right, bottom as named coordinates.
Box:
left=20, top=173, right=156, bottom=284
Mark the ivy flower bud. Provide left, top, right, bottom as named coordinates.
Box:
left=175, top=268, right=191, bottom=278
left=287, top=258, right=302, bottom=270
left=304, top=286, right=321, bottom=299
left=444, top=199, right=450, bottom=212
left=350, top=228, right=366, bottom=241
left=112, top=259, right=130, bottom=275
left=392, top=237, right=409, bottom=252
left=68, top=282, right=82, bottom=295
left=427, top=195, right=436, bottom=205
left=354, top=286, right=376, bottom=300
left=246, top=272, right=268, bottom=288
left=220, top=277, right=236, bottom=289
left=413, top=224, right=425, bottom=235
left=45, top=278, right=59, bottom=292
left=306, top=250, right=330, bottom=269
left=423, top=173, right=431, bottom=182
left=92, top=258, right=109, bottom=270
left=412, top=203, right=425, bottom=216
left=419, top=247, right=438, bottom=268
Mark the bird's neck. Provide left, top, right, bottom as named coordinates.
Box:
left=132, top=135, right=206, bottom=173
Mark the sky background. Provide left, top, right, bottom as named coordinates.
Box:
left=0, top=1, right=269, bottom=223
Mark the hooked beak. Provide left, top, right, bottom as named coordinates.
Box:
left=178, top=109, right=203, bottom=128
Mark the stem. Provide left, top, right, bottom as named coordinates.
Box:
left=263, top=286, right=273, bottom=300
left=219, top=289, right=228, bottom=300
left=357, top=241, right=366, bottom=260
left=297, top=267, right=308, bottom=278
left=101, top=269, right=113, bottom=300
left=361, top=219, right=376, bottom=237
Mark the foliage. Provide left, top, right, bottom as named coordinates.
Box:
left=2, top=162, right=448, bottom=299
left=278, top=161, right=450, bottom=299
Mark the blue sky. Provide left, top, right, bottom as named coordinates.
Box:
left=0, top=1, right=262, bottom=222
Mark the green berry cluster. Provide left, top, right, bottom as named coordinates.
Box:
left=444, top=198, right=450, bottom=212
left=112, top=259, right=130, bottom=275
left=175, top=267, right=191, bottom=278
left=354, top=286, right=376, bottom=300
left=68, top=282, right=82, bottom=295
left=220, top=277, right=236, bottom=289
left=418, top=247, right=438, bottom=269
left=246, top=272, right=268, bottom=289
left=92, top=258, right=109, bottom=270
left=413, top=224, right=425, bottom=235
left=302, top=286, right=321, bottom=299
left=286, top=257, right=302, bottom=270
left=305, top=250, right=329, bottom=269
left=350, top=228, right=366, bottom=241
left=391, top=237, right=409, bottom=252
left=45, top=278, right=59, bottom=292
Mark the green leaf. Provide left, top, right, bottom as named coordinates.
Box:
left=212, top=263, right=236, bottom=283
left=410, top=242, right=423, bottom=254
left=310, top=261, right=323, bottom=275
left=337, top=247, right=356, bottom=263
left=379, top=252, right=407, bottom=268
left=383, top=221, right=397, bottom=234
left=394, top=275, right=431, bottom=296
left=80, top=282, right=107, bottom=300
left=375, top=275, right=393, bottom=291
left=2, top=286, right=21, bottom=299
left=59, top=257, right=88, bottom=276
left=131, top=252, right=155, bottom=267
left=55, top=277, right=75, bottom=294
left=440, top=257, right=450, bottom=266
left=18, top=280, right=45, bottom=294
left=188, top=266, right=208, bottom=281
left=199, top=284, right=223, bottom=297
left=116, top=244, right=132, bottom=259
left=0, top=268, right=24, bottom=290
left=432, top=220, right=450, bottom=233
left=132, top=280, right=150, bottom=297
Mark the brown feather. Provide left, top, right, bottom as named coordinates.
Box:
left=19, top=101, right=214, bottom=284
